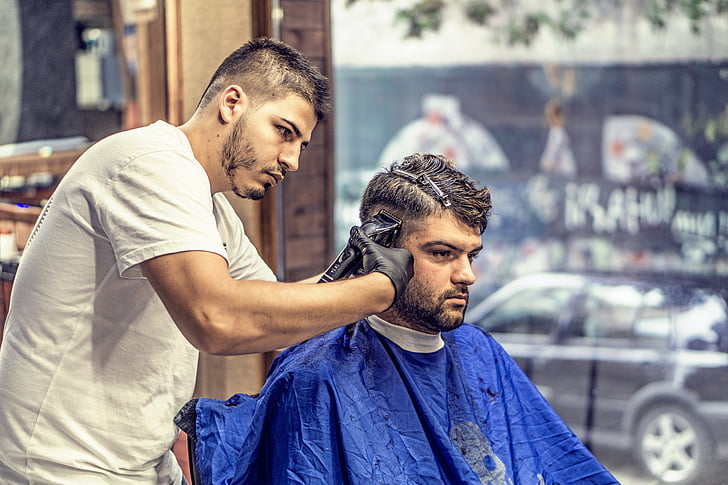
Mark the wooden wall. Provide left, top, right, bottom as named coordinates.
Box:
left=278, top=0, right=335, bottom=282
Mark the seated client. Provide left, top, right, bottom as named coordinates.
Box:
left=176, top=153, right=618, bottom=485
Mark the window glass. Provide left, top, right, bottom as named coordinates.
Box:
left=331, top=1, right=728, bottom=482
left=479, top=286, right=572, bottom=336
left=633, top=288, right=671, bottom=347
left=568, top=283, right=670, bottom=348
left=679, top=292, right=728, bottom=352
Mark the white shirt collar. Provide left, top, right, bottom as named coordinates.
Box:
left=366, top=315, right=444, bottom=353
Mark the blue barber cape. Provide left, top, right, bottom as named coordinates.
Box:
left=189, top=321, right=619, bottom=484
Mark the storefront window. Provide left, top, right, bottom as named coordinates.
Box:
left=331, top=1, right=728, bottom=483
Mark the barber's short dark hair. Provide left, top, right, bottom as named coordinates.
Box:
left=359, top=153, right=492, bottom=244
left=197, top=37, right=332, bottom=121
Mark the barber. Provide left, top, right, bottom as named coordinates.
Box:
left=0, top=37, right=412, bottom=484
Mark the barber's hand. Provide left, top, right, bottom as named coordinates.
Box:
left=348, top=226, right=414, bottom=305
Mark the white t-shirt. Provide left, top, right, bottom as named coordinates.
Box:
left=0, top=121, right=276, bottom=484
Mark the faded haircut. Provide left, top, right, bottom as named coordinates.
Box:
left=359, top=153, right=492, bottom=245
left=196, top=37, right=332, bottom=121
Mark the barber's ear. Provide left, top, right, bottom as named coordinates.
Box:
left=218, top=85, right=249, bottom=124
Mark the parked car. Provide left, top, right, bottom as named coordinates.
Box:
left=465, top=272, right=728, bottom=485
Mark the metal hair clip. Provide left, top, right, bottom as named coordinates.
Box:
left=392, top=169, right=452, bottom=207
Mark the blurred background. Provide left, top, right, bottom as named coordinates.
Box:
left=332, top=0, right=728, bottom=298
left=331, top=3, right=728, bottom=484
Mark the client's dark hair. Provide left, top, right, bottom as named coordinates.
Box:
left=359, top=153, right=492, bottom=244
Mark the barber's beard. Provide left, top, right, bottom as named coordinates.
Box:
left=221, top=117, right=266, bottom=200
left=392, top=279, right=468, bottom=334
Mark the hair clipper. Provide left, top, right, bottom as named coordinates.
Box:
left=318, top=210, right=401, bottom=283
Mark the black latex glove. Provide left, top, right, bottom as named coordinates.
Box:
left=347, top=226, right=414, bottom=305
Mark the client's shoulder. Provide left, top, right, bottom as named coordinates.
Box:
left=269, top=321, right=369, bottom=374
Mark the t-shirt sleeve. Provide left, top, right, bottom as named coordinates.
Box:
left=96, top=150, right=227, bottom=278
left=212, top=193, right=276, bottom=282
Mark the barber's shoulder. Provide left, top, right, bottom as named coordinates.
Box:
left=78, top=121, right=189, bottom=167
left=212, top=192, right=235, bottom=210
left=212, top=193, right=245, bottom=236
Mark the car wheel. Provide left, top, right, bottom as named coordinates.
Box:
left=635, top=404, right=715, bottom=484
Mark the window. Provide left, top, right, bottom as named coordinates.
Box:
left=569, top=283, right=670, bottom=348
left=679, top=292, right=728, bottom=352
left=478, top=286, right=573, bottom=337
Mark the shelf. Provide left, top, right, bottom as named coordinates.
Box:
left=0, top=148, right=85, bottom=178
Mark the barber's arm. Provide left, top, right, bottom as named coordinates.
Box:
left=141, top=231, right=412, bottom=355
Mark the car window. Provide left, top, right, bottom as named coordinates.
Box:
left=568, top=283, right=670, bottom=349
left=477, top=286, right=572, bottom=337
left=633, top=288, right=671, bottom=347
left=679, top=292, right=728, bottom=352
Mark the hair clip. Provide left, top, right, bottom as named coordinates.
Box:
left=392, top=169, right=452, bottom=207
